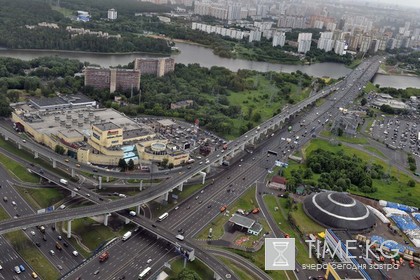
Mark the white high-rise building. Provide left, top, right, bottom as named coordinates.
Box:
left=272, top=32, right=286, bottom=47
left=228, top=4, right=242, bottom=20
left=249, top=30, right=262, bottom=42
left=108, top=9, right=117, bottom=20
left=317, top=32, right=334, bottom=52
left=297, top=33, right=312, bottom=53
left=334, top=40, right=346, bottom=55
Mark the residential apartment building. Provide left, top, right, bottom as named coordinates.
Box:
left=297, top=33, right=312, bottom=53
left=133, top=58, right=175, bottom=77
left=84, top=67, right=141, bottom=93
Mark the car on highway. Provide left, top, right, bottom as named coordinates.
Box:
left=58, top=235, right=62, bottom=240
left=2, top=197, right=7, bottom=202
left=12, top=201, right=16, bottom=206
left=174, top=206, right=179, bottom=210
left=30, top=231, right=35, bottom=236
left=94, top=270, right=100, bottom=275
left=14, top=266, right=21, bottom=274
left=147, top=259, right=152, bottom=264
left=31, top=272, right=38, bottom=278
left=73, top=250, right=79, bottom=256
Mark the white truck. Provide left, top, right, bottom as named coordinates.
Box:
left=122, top=231, right=132, bottom=241
left=59, top=179, right=68, bottom=185
left=129, top=211, right=136, bottom=216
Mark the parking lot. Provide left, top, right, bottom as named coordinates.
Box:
left=133, top=117, right=226, bottom=160
left=370, top=116, right=420, bottom=158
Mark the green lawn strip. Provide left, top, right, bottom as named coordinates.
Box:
left=165, top=257, right=214, bottom=280
left=363, top=82, right=379, bottom=93
left=264, top=196, right=316, bottom=265
left=0, top=206, right=9, bottom=220
left=347, top=59, right=362, bottom=69
left=196, top=186, right=258, bottom=240
left=320, top=130, right=368, bottom=144
left=15, top=186, right=67, bottom=209
left=4, top=231, right=60, bottom=279
left=302, top=139, right=420, bottom=205
left=364, top=146, right=386, bottom=158
left=315, top=98, right=326, bottom=107
left=0, top=153, right=39, bottom=183
left=227, top=248, right=293, bottom=280
left=69, top=217, right=135, bottom=252
left=219, top=256, right=256, bottom=280
left=150, top=183, right=204, bottom=217
left=0, top=137, right=74, bottom=180
left=364, top=118, right=375, bottom=133
left=290, top=203, right=324, bottom=234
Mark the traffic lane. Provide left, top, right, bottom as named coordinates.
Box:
left=1, top=177, right=78, bottom=272
left=0, top=176, right=67, bottom=276
left=105, top=241, right=176, bottom=280
left=166, top=162, right=265, bottom=230
left=0, top=236, right=34, bottom=280
left=69, top=230, right=163, bottom=280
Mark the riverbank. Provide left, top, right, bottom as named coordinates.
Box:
left=0, top=47, right=170, bottom=57
left=378, top=62, right=419, bottom=77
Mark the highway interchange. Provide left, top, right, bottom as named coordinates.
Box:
left=0, top=57, right=380, bottom=280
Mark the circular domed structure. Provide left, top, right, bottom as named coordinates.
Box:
left=151, top=142, right=166, bottom=152
left=303, top=192, right=376, bottom=231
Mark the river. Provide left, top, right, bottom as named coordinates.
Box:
left=1, top=42, right=419, bottom=88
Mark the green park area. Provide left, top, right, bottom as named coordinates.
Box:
left=166, top=257, right=214, bottom=280
left=16, top=186, right=67, bottom=209
left=0, top=153, right=39, bottom=183
left=0, top=136, right=74, bottom=180
left=285, top=139, right=419, bottom=206
left=0, top=207, right=60, bottom=279
left=320, top=130, right=368, bottom=144
left=264, top=196, right=318, bottom=265
left=61, top=217, right=135, bottom=254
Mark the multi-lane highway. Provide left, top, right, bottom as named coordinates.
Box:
left=0, top=57, right=380, bottom=279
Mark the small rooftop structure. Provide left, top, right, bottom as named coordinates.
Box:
left=157, top=119, right=176, bottom=127
left=229, top=214, right=255, bottom=229
left=94, top=122, right=119, bottom=131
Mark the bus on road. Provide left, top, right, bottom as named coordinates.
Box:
left=157, top=212, right=169, bottom=222
left=267, top=150, right=278, bottom=156
left=138, top=267, right=151, bottom=279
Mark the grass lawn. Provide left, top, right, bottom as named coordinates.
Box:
left=0, top=153, right=39, bottom=183
left=4, top=231, right=60, bottom=279
left=15, top=186, right=67, bottom=209
left=219, top=256, right=255, bottom=280
left=264, top=195, right=316, bottom=265
left=69, top=217, right=134, bottom=251
left=315, top=98, right=326, bottom=107
left=196, top=186, right=259, bottom=240
left=0, top=137, right=74, bottom=180
left=228, top=248, right=296, bottom=280
left=320, top=130, right=368, bottom=144
left=347, top=59, right=362, bottom=69
left=302, top=139, right=420, bottom=205
left=0, top=206, right=9, bottom=220
left=290, top=203, right=325, bottom=234
left=363, top=82, right=379, bottom=93
left=166, top=257, right=214, bottom=280
left=364, top=146, right=386, bottom=158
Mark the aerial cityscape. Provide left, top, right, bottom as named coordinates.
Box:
left=0, top=0, right=419, bottom=279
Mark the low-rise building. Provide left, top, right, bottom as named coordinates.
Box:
left=11, top=101, right=189, bottom=167
left=170, top=100, right=193, bottom=110
left=228, top=214, right=263, bottom=236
